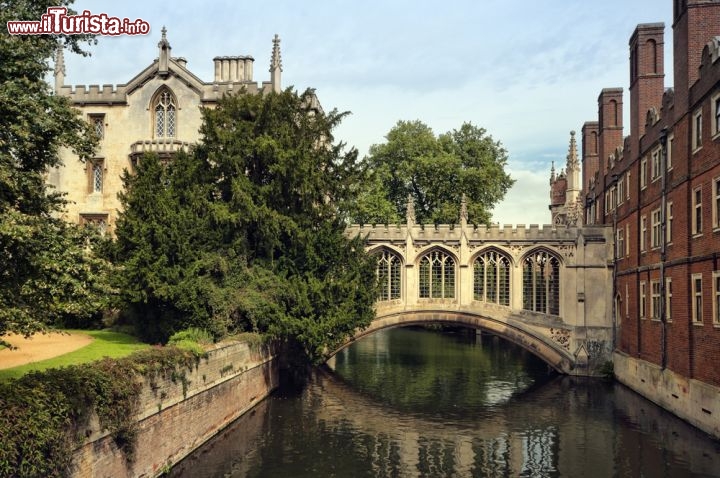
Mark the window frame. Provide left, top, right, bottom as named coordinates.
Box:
left=651, top=147, right=661, bottom=182
left=640, top=157, right=648, bottom=189
left=650, top=279, right=661, bottom=320
left=666, top=201, right=673, bottom=244
left=89, top=113, right=104, bottom=140
left=692, top=108, right=703, bottom=153
left=665, top=277, right=672, bottom=322
left=522, top=250, right=561, bottom=316
left=152, top=87, right=177, bottom=139
left=375, top=249, right=402, bottom=301
left=712, top=271, right=720, bottom=327
left=86, top=158, right=104, bottom=194
left=713, top=176, right=720, bottom=231
left=712, top=92, right=720, bottom=139
left=640, top=280, right=647, bottom=319
left=692, top=274, right=703, bottom=324
left=651, top=207, right=661, bottom=249
left=418, top=249, right=456, bottom=299
left=692, top=186, right=703, bottom=236
left=640, top=215, right=647, bottom=252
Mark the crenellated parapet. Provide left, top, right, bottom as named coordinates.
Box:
left=347, top=223, right=608, bottom=244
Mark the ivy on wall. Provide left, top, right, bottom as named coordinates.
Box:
left=0, top=347, right=205, bottom=478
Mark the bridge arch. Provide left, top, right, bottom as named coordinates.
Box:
left=329, top=310, right=575, bottom=373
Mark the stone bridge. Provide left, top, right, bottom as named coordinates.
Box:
left=342, top=210, right=615, bottom=376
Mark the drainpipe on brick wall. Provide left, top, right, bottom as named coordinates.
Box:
left=659, top=127, right=668, bottom=370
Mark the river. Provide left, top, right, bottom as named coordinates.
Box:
left=170, top=327, right=720, bottom=477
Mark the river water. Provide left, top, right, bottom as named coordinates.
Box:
left=171, top=327, right=720, bottom=477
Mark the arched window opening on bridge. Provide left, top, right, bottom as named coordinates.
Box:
left=375, top=250, right=401, bottom=301
left=522, top=251, right=560, bottom=315
left=419, top=250, right=455, bottom=299
left=474, top=250, right=511, bottom=306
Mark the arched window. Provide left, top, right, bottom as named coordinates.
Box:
left=474, top=250, right=510, bottom=306
left=418, top=250, right=455, bottom=299
left=376, top=249, right=401, bottom=301
left=522, top=250, right=560, bottom=315
left=153, top=88, right=176, bottom=138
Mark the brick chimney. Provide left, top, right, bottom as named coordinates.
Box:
left=581, top=121, right=599, bottom=196
left=629, top=23, right=665, bottom=156
left=597, top=88, right=624, bottom=178
left=673, top=0, right=720, bottom=115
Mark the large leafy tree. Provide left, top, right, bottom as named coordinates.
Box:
left=349, top=120, right=515, bottom=225
left=0, top=0, right=113, bottom=343
left=114, top=89, right=377, bottom=361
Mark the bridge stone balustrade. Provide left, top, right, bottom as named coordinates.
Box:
left=341, top=220, right=615, bottom=376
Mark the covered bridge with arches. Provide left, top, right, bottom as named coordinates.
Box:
left=345, top=200, right=615, bottom=376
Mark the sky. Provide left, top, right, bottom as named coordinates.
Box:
left=58, top=0, right=675, bottom=225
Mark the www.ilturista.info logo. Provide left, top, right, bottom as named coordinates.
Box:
left=7, top=7, right=150, bottom=36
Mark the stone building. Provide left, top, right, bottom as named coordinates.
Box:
left=49, top=29, right=284, bottom=232
left=559, top=0, right=720, bottom=438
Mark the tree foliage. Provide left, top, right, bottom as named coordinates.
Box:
left=114, top=89, right=377, bottom=361
left=348, top=120, right=515, bottom=225
left=0, top=0, right=113, bottom=343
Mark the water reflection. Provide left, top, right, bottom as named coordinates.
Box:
left=171, top=327, right=720, bottom=478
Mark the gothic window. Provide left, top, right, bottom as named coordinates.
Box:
left=153, top=88, right=176, bottom=138
left=80, top=213, right=108, bottom=235
left=418, top=249, right=455, bottom=299
left=474, top=250, right=510, bottom=306
left=375, top=249, right=401, bottom=301
left=522, top=250, right=560, bottom=315
left=89, top=114, right=104, bottom=139
left=87, top=159, right=104, bottom=194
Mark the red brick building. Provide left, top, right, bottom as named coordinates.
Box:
left=555, top=0, right=720, bottom=437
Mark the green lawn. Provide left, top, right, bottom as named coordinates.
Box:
left=0, top=330, right=149, bottom=381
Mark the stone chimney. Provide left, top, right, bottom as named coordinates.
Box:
left=213, top=56, right=254, bottom=82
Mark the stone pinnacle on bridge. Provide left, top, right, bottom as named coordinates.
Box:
left=460, top=194, right=468, bottom=226
left=406, top=194, right=415, bottom=226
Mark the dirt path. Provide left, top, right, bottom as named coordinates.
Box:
left=0, top=332, right=94, bottom=370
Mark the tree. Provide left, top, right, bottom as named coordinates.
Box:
left=0, top=0, right=112, bottom=344
left=349, top=120, right=515, bottom=225
left=114, top=89, right=377, bottom=361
